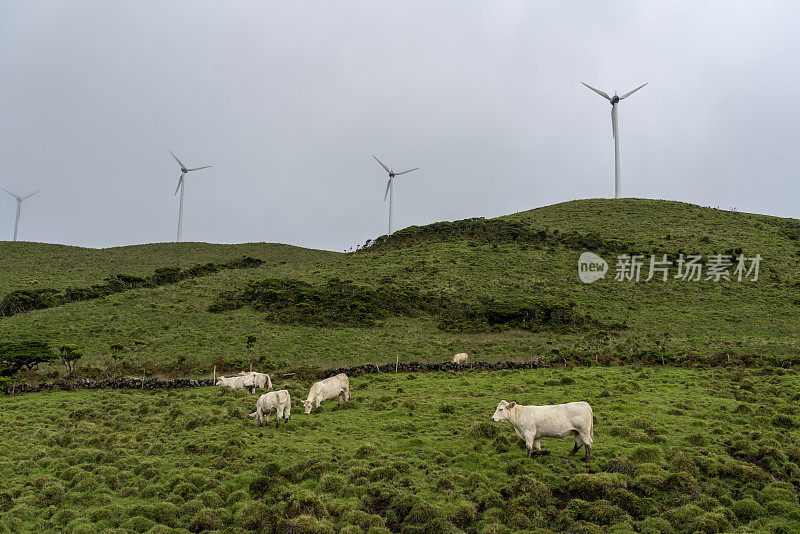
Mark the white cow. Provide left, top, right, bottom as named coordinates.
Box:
left=249, top=390, right=291, bottom=427
left=238, top=371, right=273, bottom=391
left=301, top=373, right=351, bottom=414
left=453, top=353, right=468, bottom=365
left=216, top=375, right=251, bottom=393
left=491, top=400, right=594, bottom=461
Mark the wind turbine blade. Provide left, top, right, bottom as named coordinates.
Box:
left=174, top=173, right=185, bottom=195
left=372, top=155, right=391, bottom=173
left=620, top=83, right=647, bottom=100
left=187, top=165, right=211, bottom=171
left=581, top=82, right=611, bottom=101
left=394, top=168, right=419, bottom=176
left=21, top=191, right=39, bottom=200
left=611, top=105, right=617, bottom=140
left=384, top=178, right=392, bottom=201
left=169, top=150, right=185, bottom=168
left=2, top=188, right=18, bottom=199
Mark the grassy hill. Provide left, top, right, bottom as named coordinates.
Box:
left=2, top=198, right=799, bottom=377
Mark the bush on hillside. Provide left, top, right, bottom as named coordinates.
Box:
left=0, top=341, right=56, bottom=376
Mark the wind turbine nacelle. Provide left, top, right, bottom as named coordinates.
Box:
left=610, top=95, right=620, bottom=104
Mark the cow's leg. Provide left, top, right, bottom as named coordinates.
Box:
left=583, top=444, right=591, bottom=462
left=338, top=391, right=344, bottom=406
left=570, top=433, right=584, bottom=456
left=524, top=434, right=535, bottom=459
left=533, top=438, right=550, bottom=456
left=346, top=386, right=351, bottom=401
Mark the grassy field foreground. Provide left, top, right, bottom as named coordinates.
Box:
left=2, top=367, right=800, bottom=533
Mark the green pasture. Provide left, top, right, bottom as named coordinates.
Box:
left=1, top=367, right=799, bottom=533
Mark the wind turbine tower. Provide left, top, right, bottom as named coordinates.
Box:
left=2, top=188, right=38, bottom=241
left=372, top=155, right=419, bottom=235
left=582, top=82, right=647, bottom=198
left=170, top=150, right=211, bottom=242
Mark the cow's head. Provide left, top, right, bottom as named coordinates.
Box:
left=491, top=400, right=516, bottom=422
left=302, top=400, right=314, bottom=414
left=215, top=377, right=226, bottom=386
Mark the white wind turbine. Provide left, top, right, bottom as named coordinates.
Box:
left=170, top=150, right=211, bottom=242
left=372, top=155, right=419, bottom=235
left=2, top=188, right=38, bottom=242
left=582, top=82, right=647, bottom=198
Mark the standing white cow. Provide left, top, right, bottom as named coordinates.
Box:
left=453, top=353, right=468, bottom=365
left=216, top=375, right=251, bottom=393
left=301, top=373, right=351, bottom=414
left=238, top=371, right=273, bottom=391
left=491, top=400, right=594, bottom=461
left=249, top=390, right=291, bottom=427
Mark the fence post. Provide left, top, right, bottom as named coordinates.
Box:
left=213, top=366, right=216, bottom=383
left=395, top=354, right=399, bottom=373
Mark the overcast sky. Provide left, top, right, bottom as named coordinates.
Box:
left=1, top=1, right=799, bottom=251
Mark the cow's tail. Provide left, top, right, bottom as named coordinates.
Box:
left=590, top=405, right=594, bottom=441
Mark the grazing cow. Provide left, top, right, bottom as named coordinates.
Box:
left=491, top=400, right=594, bottom=461
left=302, top=373, right=351, bottom=414
left=453, top=353, right=468, bottom=365
left=216, top=375, right=251, bottom=393
left=238, top=371, right=273, bottom=391
left=249, top=390, right=291, bottom=427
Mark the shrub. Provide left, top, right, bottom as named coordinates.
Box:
left=355, top=443, right=377, bottom=458
left=0, top=492, right=12, bottom=512
left=449, top=500, right=477, bottom=528
left=343, top=510, right=385, bottom=530
left=235, top=500, right=271, bottom=530
left=319, top=473, right=348, bottom=494
left=689, top=512, right=729, bottom=533
left=188, top=508, right=219, bottom=533
left=630, top=446, right=661, bottom=463
left=285, top=490, right=326, bottom=519
left=732, top=498, right=765, bottom=521
left=0, top=341, right=56, bottom=376
left=568, top=473, right=625, bottom=501
left=120, top=516, right=154, bottom=532
left=280, top=515, right=335, bottom=534
left=471, top=421, right=498, bottom=439
left=773, top=414, right=799, bottom=429
left=686, top=433, right=708, bottom=446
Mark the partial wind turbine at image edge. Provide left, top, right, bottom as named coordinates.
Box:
left=2, top=188, right=38, bottom=242
left=170, top=150, right=211, bottom=243
left=582, top=82, right=647, bottom=199
left=372, top=155, right=419, bottom=235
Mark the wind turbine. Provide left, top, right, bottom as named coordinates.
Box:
left=2, top=188, right=38, bottom=242
left=170, top=150, right=211, bottom=242
left=582, top=82, right=647, bottom=198
left=372, top=155, right=419, bottom=235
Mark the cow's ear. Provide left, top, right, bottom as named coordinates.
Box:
left=508, top=402, right=516, bottom=408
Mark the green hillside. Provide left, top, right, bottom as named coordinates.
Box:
left=2, top=198, right=799, bottom=377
